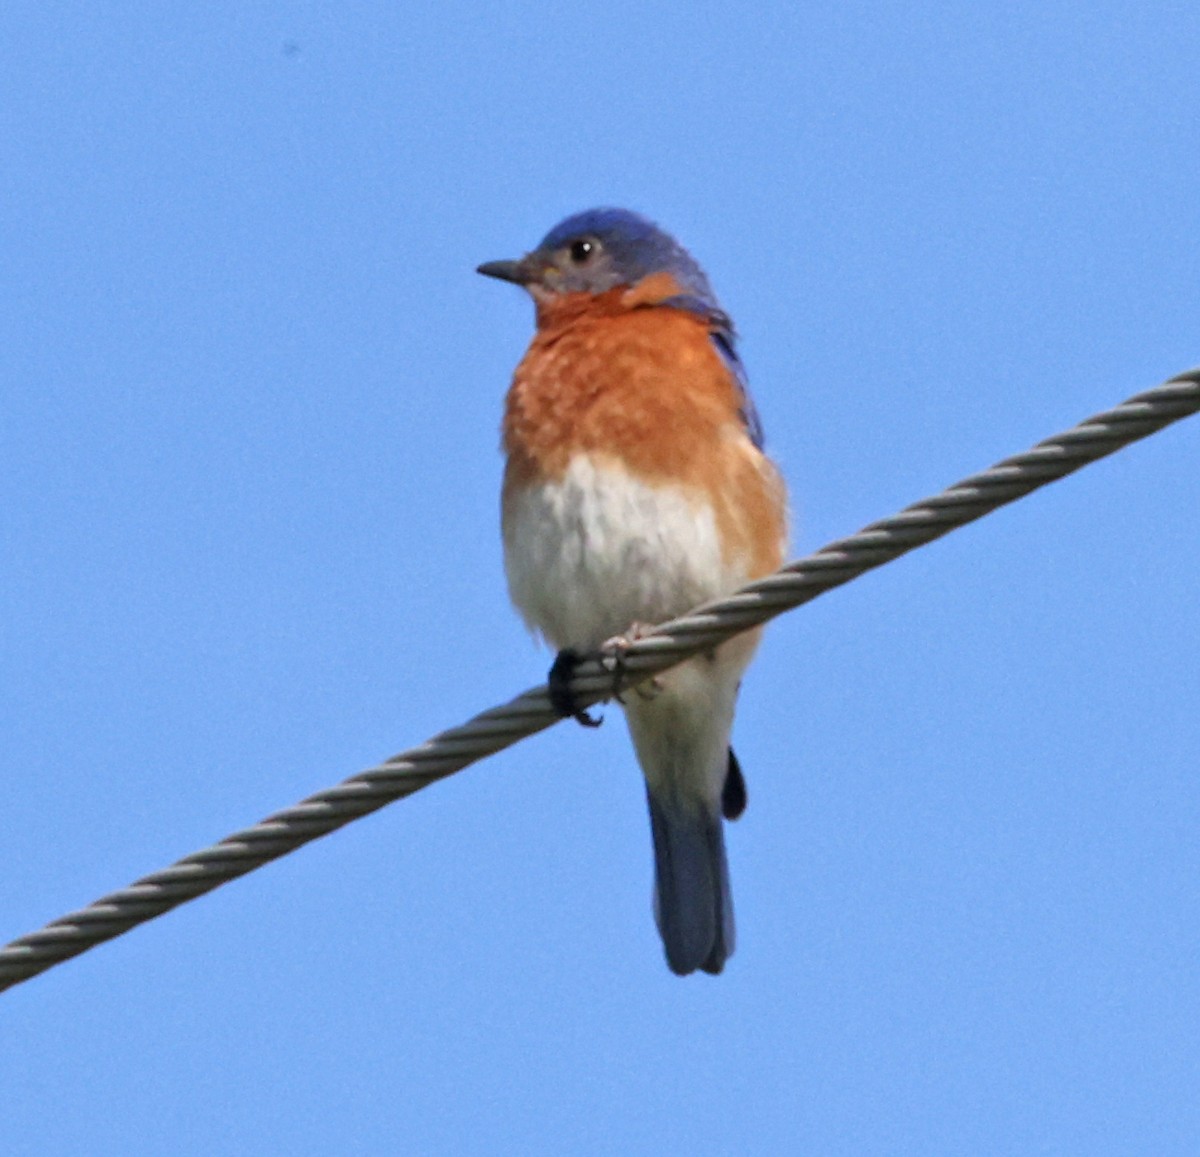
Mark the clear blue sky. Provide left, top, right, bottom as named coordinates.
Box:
left=3, top=5, right=1198, bottom=1154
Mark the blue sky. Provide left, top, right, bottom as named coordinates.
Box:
left=2, top=4, right=1198, bottom=1154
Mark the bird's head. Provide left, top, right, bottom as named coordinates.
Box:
left=477, top=208, right=719, bottom=310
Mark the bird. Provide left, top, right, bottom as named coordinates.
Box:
left=478, top=208, right=788, bottom=975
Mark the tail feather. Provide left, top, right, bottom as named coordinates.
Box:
left=721, top=748, right=747, bottom=820
left=623, top=647, right=756, bottom=976
left=647, top=789, right=734, bottom=976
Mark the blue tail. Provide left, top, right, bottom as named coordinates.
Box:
left=646, top=789, right=734, bottom=976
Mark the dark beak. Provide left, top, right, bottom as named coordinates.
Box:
left=476, top=257, right=535, bottom=286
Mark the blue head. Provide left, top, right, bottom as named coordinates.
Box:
left=477, top=208, right=721, bottom=309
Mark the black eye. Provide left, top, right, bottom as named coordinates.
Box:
left=569, top=238, right=594, bottom=264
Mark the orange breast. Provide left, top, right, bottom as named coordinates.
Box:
left=501, top=293, right=787, bottom=579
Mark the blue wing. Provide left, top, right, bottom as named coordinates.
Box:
left=661, top=294, right=765, bottom=450
left=709, top=327, right=764, bottom=450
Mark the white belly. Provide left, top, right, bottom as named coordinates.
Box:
left=503, top=455, right=743, bottom=650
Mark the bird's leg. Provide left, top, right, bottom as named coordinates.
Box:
left=548, top=648, right=602, bottom=728
left=600, top=622, right=662, bottom=704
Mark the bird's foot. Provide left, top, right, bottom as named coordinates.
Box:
left=548, top=648, right=602, bottom=728
left=600, top=622, right=661, bottom=703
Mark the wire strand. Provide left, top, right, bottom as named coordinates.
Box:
left=2, top=367, right=1197, bottom=993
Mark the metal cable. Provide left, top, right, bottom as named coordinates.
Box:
left=2, top=368, right=1197, bottom=993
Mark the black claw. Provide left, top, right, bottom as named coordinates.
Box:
left=548, top=648, right=602, bottom=728
left=722, top=749, right=747, bottom=820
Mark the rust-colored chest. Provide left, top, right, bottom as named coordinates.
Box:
left=502, top=295, right=743, bottom=491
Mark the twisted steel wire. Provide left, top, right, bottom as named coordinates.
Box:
left=2, top=368, right=1197, bottom=993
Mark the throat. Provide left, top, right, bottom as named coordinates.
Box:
left=533, top=273, right=693, bottom=330
left=533, top=287, right=627, bottom=330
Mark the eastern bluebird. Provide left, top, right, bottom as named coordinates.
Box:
left=478, top=208, right=788, bottom=976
